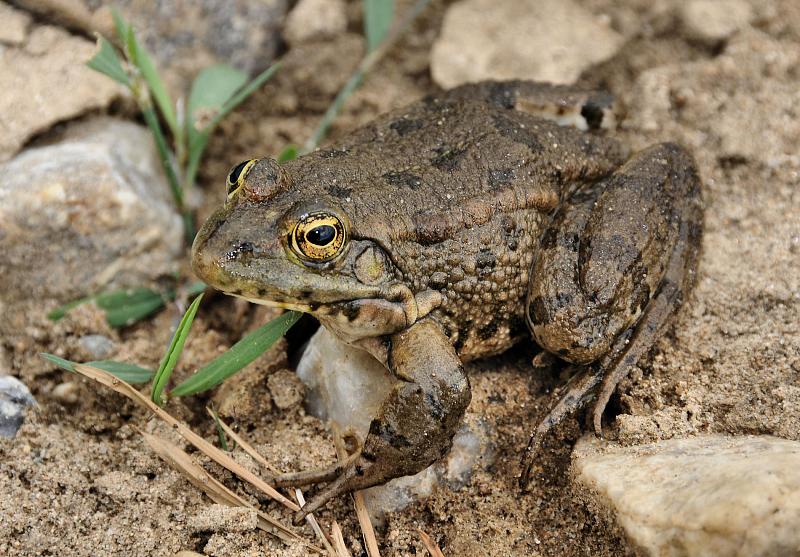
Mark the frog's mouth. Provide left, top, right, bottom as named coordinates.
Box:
left=235, top=294, right=312, bottom=313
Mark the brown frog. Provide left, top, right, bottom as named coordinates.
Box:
left=192, top=81, right=703, bottom=519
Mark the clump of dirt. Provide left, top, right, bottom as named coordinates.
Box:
left=2, top=1, right=798, bottom=556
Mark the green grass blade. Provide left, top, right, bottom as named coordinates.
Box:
left=140, top=106, right=184, bottom=209
left=188, top=64, right=248, bottom=126
left=277, top=144, right=298, bottom=163
left=125, top=25, right=177, bottom=135
left=151, top=293, right=204, bottom=405
left=209, top=406, right=229, bottom=451
left=40, top=354, right=154, bottom=384
left=111, top=8, right=129, bottom=43
left=87, top=36, right=131, bottom=86
left=170, top=311, right=301, bottom=398
left=364, top=0, right=395, bottom=52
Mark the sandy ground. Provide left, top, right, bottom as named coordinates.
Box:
left=2, top=1, right=799, bottom=556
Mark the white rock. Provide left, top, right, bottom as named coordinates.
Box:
left=0, top=118, right=183, bottom=306
left=431, top=0, right=623, bottom=88
left=284, top=0, right=347, bottom=46
left=0, top=13, right=121, bottom=161
left=680, top=0, right=753, bottom=44
left=572, top=434, right=800, bottom=557
left=296, top=328, right=492, bottom=519
left=0, top=3, right=31, bottom=45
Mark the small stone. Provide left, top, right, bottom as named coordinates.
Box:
left=188, top=504, right=258, bottom=533
left=0, top=19, right=121, bottom=161
left=284, top=0, right=347, bottom=46
left=0, top=118, right=183, bottom=307
left=572, top=434, right=800, bottom=557
left=52, top=382, right=79, bottom=405
left=78, top=334, right=116, bottom=360
left=680, top=0, right=753, bottom=44
left=266, top=369, right=305, bottom=410
left=0, top=375, right=36, bottom=439
left=431, top=0, right=623, bottom=88
left=0, top=3, right=31, bottom=45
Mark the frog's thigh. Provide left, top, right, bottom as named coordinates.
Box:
left=445, top=80, right=616, bottom=130
left=527, top=142, right=702, bottom=364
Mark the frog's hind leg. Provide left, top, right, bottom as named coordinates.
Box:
left=444, top=80, right=618, bottom=131
left=521, top=143, right=703, bottom=486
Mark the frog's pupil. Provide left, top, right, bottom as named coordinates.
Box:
left=306, top=225, right=336, bottom=246
left=228, top=160, right=250, bottom=189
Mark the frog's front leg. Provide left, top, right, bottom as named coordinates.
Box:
left=521, top=143, right=703, bottom=484
left=274, top=319, right=471, bottom=520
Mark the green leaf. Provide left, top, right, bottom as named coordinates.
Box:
left=40, top=354, right=154, bottom=384
left=364, top=0, right=395, bottom=52
left=204, top=62, right=281, bottom=134
left=170, top=311, right=301, bottom=398
left=277, top=145, right=298, bottom=163
left=48, top=296, right=93, bottom=321
left=183, top=62, right=280, bottom=191
left=95, top=287, right=167, bottom=328
left=125, top=22, right=177, bottom=135
left=188, top=64, right=248, bottom=125
left=151, top=293, right=204, bottom=405
left=87, top=36, right=131, bottom=86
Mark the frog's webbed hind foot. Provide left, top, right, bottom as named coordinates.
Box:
left=519, top=364, right=604, bottom=488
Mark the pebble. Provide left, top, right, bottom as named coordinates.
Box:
left=0, top=375, right=36, bottom=439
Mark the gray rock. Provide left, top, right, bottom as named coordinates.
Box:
left=431, top=0, right=623, bottom=88
left=572, top=435, right=800, bottom=557
left=0, top=6, right=121, bottom=161
left=14, top=0, right=288, bottom=94
left=0, top=118, right=183, bottom=306
left=283, top=0, right=347, bottom=46
left=0, top=375, right=37, bottom=438
left=679, top=0, right=753, bottom=45
left=296, top=328, right=493, bottom=519
left=78, top=335, right=116, bottom=360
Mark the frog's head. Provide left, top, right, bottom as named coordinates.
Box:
left=192, top=158, right=405, bottom=339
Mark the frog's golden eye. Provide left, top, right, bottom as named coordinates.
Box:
left=291, top=212, right=347, bottom=263
left=226, top=159, right=257, bottom=199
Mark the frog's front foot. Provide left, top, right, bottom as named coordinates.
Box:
left=276, top=320, right=471, bottom=521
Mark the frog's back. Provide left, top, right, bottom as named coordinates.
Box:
left=285, top=89, right=625, bottom=246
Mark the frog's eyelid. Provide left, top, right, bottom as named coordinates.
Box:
left=226, top=159, right=258, bottom=199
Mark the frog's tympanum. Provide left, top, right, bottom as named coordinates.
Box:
left=192, top=81, right=703, bottom=519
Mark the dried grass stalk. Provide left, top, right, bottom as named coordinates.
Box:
left=418, top=529, right=445, bottom=557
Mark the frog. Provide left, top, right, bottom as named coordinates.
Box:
left=191, top=80, right=703, bottom=520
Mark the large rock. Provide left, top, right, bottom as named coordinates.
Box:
left=431, top=0, right=623, bottom=88
left=13, top=0, right=288, bottom=94
left=573, top=435, right=800, bottom=556
left=0, top=5, right=121, bottom=161
left=297, top=328, right=493, bottom=519
left=0, top=118, right=183, bottom=306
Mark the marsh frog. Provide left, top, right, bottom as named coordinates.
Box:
left=192, top=81, right=703, bottom=519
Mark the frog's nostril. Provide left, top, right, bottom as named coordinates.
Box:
left=222, top=241, right=255, bottom=262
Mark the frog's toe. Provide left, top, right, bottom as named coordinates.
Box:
left=272, top=451, right=359, bottom=488
left=294, top=453, right=378, bottom=519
